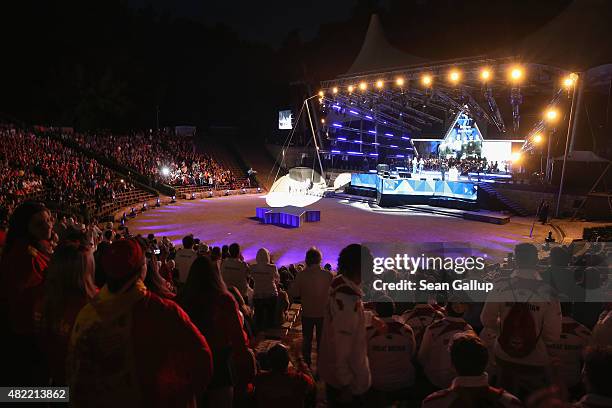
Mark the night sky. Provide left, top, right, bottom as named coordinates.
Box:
left=127, top=0, right=356, bottom=47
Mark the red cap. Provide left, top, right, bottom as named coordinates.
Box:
left=102, top=238, right=145, bottom=280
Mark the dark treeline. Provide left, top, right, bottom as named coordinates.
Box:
left=0, top=0, right=574, bottom=137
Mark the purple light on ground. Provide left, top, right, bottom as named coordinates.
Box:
left=331, top=149, right=341, bottom=153
left=332, top=105, right=341, bottom=109
left=368, top=130, right=376, bottom=134
left=365, top=115, right=373, bottom=120
left=390, top=145, right=398, bottom=148
left=332, top=123, right=342, bottom=127
left=347, top=151, right=363, bottom=155
left=349, top=110, right=359, bottom=115
left=385, top=133, right=393, bottom=137
left=337, top=137, right=346, bottom=141
left=401, top=136, right=410, bottom=140
left=372, top=142, right=380, bottom=145
left=369, top=153, right=379, bottom=156
left=354, top=140, right=362, bottom=143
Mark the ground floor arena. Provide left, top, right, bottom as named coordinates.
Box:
left=128, top=194, right=557, bottom=266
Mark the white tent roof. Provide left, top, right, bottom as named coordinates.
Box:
left=342, top=14, right=425, bottom=77
left=513, top=0, right=612, bottom=70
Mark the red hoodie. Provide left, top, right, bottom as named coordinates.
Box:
left=0, top=240, right=50, bottom=334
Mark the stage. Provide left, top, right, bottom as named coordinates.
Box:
left=127, top=194, right=551, bottom=267
left=349, top=172, right=479, bottom=208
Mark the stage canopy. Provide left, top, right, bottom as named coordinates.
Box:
left=318, top=3, right=611, bottom=162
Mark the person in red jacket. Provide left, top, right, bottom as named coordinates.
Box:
left=179, top=256, right=253, bottom=408
left=68, top=238, right=212, bottom=408
left=253, top=343, right=315, bottom=408
left=0, top=201, right=53, bottom=386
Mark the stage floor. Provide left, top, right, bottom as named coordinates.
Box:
left=128, top=194, right=550, bottom=267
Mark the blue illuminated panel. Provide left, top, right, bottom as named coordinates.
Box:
left=379, top=178, right=477, bottom=201
left=351, top=173, right=378, bottom=188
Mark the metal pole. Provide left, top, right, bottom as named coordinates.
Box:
left=569, top=78, right=584, bottom=152
left=546, top=128, right=553, bottom=183
left=305, top=97, right=326, bottom=181
left=555, top=80, right=578, bottom=217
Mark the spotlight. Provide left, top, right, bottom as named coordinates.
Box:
left=120, top=179, right=125, bottom=183
left=348, top=85, right=354, bottom=93
left=511, top=152, right=522, bottom=162
left=225, top=189, right=230, bottom=196
left=448, top=70, right=461, bottom=83
left=480, top=68, right=491, bottom=81
left=156, top=197, right=161, bottom=207
left=321, top=118, right=325, bottom=124
left=359, top=81, right=367, bottom=91
left=421, top=74, right=432, bottom=87
left=509, top=66, right=523, bottom=82
left=375, top=80, right=384, bottom=89
left=332, top=87, right=338, bottom=94
left=396, top=77, right=405, bottom=86
left=545, top=108, right=559, bottom=122
left=241, top=188, right=246, bottom=194
left=171, top=195, right=176, bottom=203
left=257, top=187, right=262, bottom=193
left=533, top=133, right=543, bottom=144
left=191, top=192, right=196, bottom=200
left=161, top=167, right=170, bottom=176
left=318, top=90, right=324, bottom=97
left=563, top=73, right=578, bottom=89
left=209, top=190, right=214, bottom=197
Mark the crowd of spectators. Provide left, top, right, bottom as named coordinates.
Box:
left=0, top=127, right=133, bottom=218
left=0, top=200, right=610, bottom=407
left=65, top=130, right=240, bottom=187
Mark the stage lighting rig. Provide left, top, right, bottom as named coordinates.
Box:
left=332, top=87, right=338, bottom=94
left=348, top=85, right=354, bottom=93
left=396, top=77, right=405, bottom=86
left=376, top=80, right=384, bottom=89
left=480, top=68, right=491, bottom=81
left=448, top=70, right=461, bottom=84
left=359, top=81, right=367, bottom=91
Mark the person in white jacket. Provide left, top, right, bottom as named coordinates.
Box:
left=220, top=242, right=250, bottom=300
left=418, top=302, right=475, bottom=389
left=367, top=298, right=416, bottom=394
left=318, top=244, right=372, bottom=407
left=251, top=247, right=279, bottom=331
left=480, top=243, right=561, bottom=399
left=546, top=302, right=592, bottom=393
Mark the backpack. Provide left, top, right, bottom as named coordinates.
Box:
left=498, top=302, right=542, bottom=358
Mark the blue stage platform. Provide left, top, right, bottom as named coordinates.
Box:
left=350, top=173, right=478, bottom=207
left=256, top=206, right=321, bottom=228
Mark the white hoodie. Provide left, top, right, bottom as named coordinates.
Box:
left=250, top=248, right=279, bottom=298
left=318, top=274, right=371, bottom=395
left=480, top=269, right=562, bottom=367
